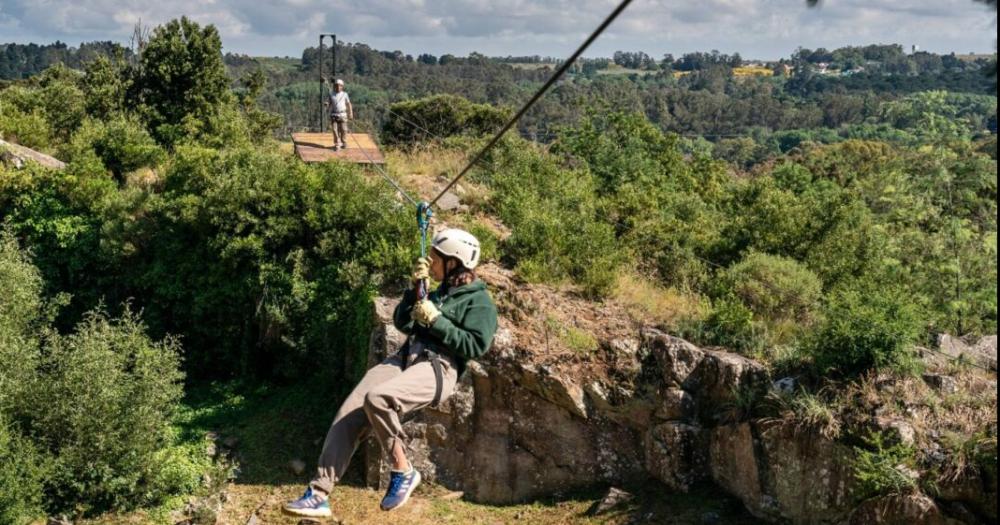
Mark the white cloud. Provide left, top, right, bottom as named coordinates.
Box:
left=0, top=0, right=994, bottom=58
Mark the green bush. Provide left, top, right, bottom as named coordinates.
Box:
left=716, top=251, right=822, bottom=325
left=0, top=415, right=46, bottom=525
left=809, top=284, right=924, bottom=375
left=702, top=297, right=758, bottom=352
left=475, top=137, right=619, bottom=296
left=853, top=431, right=919, bottom=499
left=0, top=106, right=51, bottom=150
left=60, top=116, right=165, bottom=180
left=31, top=309, right=185, bottom=514
left=382, top=94, right=510, bottom=145
left=1, top=232, right=209, bottom=517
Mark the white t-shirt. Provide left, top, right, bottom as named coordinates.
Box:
left=329, top=91, right=350, bottom=115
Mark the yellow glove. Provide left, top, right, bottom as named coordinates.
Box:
left=411, top=257, right=431, bottom=284
left=413, top=299, right=441, bottom=326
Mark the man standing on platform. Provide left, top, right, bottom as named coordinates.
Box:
left=325, top=78, right=353, bottom=151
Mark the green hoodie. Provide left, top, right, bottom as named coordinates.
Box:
left=393, top=279, right=498, bottom=375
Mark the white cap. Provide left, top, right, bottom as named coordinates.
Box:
left=432, top=228, right=481, bottom=270
left=335, top=79, right=345, bottom=86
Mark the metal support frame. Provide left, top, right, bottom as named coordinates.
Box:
left=318, top=33, right=337, bottom=132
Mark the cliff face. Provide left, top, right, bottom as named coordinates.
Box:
left=362, top=268, right=997, bottom=525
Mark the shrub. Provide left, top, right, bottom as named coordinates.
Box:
left=0, top=415, right=46, bottom=525
left=853, top=431, right=919, bottom=499
left=702, top=297, right=758, bottom=352
left=475, top=137, right=619, bottom=296
left=809, top=284, right=924, bottom=375
left=0, top=230, right=46, bottom=415
left=30, top=309, right=185, bottom=515
left=0, top=106, right=51, bottom=150
left=382, top=94, right=510, bottom=145
left=715, top=251, right=822, bottom=325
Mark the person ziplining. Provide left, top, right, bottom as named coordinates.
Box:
left=284, top=229, right=497, bottom=516
left=284, top=0, right=634, bottom=514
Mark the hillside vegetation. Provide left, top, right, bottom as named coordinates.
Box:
left=1, top=15, right=997, bottom=525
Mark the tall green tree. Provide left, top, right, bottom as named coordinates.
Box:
left=134, top=17, right=231, bottom=145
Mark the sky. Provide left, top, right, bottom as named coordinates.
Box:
left=0, top=0, right=996, bottom=60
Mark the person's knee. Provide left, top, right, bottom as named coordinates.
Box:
left=363, top=389, right=393, bottom=417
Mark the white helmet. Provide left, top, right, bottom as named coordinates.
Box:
left=335, top=78, right=345, bottom=86
left=432, top=228, right=481, bottom=270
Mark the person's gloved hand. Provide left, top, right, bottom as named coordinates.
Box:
left=413, top=299, right=441, bottom=326
left=411, top=257, right=431, bottom=284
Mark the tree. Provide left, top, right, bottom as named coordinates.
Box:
left=134, top=17, right=231, bottom=145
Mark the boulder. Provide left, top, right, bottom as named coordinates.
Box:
left=874, top=416, right=917, bottom=447
left=936, top=334, right=998, bottom=371
left=645, top=422, right=708, bottom=491
left=848, top=494, right=964, bottom=525
left=922, top=373, right=958, bottom=395
left=584, top=381, right=656, bottom=430
left=587, top=487, right=635, bottom=516
left=1, top=139, right=66, bottom=169
left=645, top=329, right=705, bottom=386
left=644, top=328, right=769, bottom=421
left=709, top=422, right=858, bottom=524
left=654, top=388, right=696, bottom=421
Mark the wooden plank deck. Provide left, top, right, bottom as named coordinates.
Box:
left=292, top=132, right=385, bottom=165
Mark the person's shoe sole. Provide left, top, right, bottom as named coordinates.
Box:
left=380, top=470, right=421, bottom=511
left=282, top=504, right=332, bottom=518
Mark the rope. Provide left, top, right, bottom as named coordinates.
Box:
left=429, top=0, right=635, bottom=206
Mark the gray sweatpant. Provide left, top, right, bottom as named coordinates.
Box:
left=309, top=349, right=458, bottom=496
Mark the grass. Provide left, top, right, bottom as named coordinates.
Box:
left=612, top=272, right=708, bottom=329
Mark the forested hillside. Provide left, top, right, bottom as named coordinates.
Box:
left=1, top=14, right=997, bottom=525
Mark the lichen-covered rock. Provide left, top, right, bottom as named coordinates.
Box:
left=936, top=334, right=997, bottom=371
left=644, top=328, right=705, bottom=386
left=644, top=328, right=768, bottom=421
left=654, top=388, right=696, bottom=421
left=848, top=494, right=964, bottom=525
left=709, top=424, right=771, bottom=517
left=645, top=422, right=707, bottom=491
left=709, top=422, right=858, bottom=524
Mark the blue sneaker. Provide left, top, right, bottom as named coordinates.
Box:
left=283, top=487, right=331, bottom=517
left=380, top=468, right=421, bottom=511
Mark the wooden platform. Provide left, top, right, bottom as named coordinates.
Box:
left=291, top=132, right=385, bottom=165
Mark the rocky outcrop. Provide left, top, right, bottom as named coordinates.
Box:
left=362, top=296, right=994, bottom=524
left=936, top=334, right=997, bottom=371
left=0, top=139, right=66, bottom=169
left=709, top=422, right=858, bottom=523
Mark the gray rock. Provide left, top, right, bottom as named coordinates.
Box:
left=654, top=388, right=696, bottom=421
left=645, top=422, right=707, bottom=491
left=645, top=329, right=706, bottom=386
left=587, top=487, right=635, bottom=516
left=709, top=422, right=858, bottom=523
left=46, top=516, right=72, bottom=525
left=875, top=416, right=917, bottom=447
left=937, top=334, right=998, bottom=371
left=435, top=191, right=463, bottom=211
left=773, top=377, right=798, bottom=394
left=922, top=373, right=958, bottom=394
left=1, top=139, right=66, bottom=169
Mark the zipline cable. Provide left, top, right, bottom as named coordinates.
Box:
left=429, top=0, right=636, bottom=206
left=347, top=120, right=420, bottom=207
